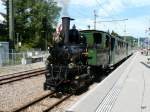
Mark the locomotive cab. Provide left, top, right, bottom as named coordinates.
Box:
left=68, top=25, right=80, bottom=44
left=68, top=25, right=86, bottom=45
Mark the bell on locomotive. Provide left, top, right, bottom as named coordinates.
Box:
left=44, top=17, right=89, bottom=93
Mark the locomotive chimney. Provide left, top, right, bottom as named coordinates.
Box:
left=62, top=17, right=74, bottom=43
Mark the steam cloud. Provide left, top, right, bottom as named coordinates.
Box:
left=57, top=0, right=70, bottom=16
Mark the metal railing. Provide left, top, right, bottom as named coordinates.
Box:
left=0, top=50, right=49, bottom=67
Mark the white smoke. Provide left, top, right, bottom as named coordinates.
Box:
left=0, top=14, right=4, bottom=23
left=56, top=0, right=70, bottom=16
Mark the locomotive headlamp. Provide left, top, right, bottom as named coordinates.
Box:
left=75, top=76, right=79, bottom=79
left=70, top=58, right=73, bottom=61
left=68, top=63, right=75, bottom=69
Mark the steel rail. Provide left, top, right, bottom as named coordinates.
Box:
left=0, top=68, right=47, bottom=85
left=0, top=67, right=45, bottom=79
left=43, top=94, right=72, bottom=112
left=13, top=92, right=55, bottom=112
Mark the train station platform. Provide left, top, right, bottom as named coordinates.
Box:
left=67, top=52, right=150, bottom=112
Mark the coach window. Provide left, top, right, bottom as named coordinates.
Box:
left=120, top=42, right=122, bottom=48
left=123, top=43, right=124, bottom=48
left=123, top=42, right=125, bottom=48
left=106, top=35, right=110, bottom=47
left=118, top=41, right=120, bottom=49
left=126, top=43, right=128, bottom=49
left=93, top=33, right=102, bottom=44
left=111, top=38, right=115, bottom=51
left=119, top=42, right=121, bottom=48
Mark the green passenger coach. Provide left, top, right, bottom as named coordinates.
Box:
left=80, top=30, right=132, bottom=68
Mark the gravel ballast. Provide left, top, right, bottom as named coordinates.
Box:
left=0, top=75, right=49, bottom=111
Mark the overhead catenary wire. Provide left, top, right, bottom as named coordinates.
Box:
left=94, top=0, right=117, bottom=30
left=96, top=19, right=128, bottom=35
left=97, top=19, right=128, bottom=23
left=95, top=0, right=123, bottom=19
left=95, top=0, right=109, bottom=16
left=95, top=0, right=116, bottom=19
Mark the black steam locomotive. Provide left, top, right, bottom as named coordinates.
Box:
left=44, top=17, right=133, bottom=94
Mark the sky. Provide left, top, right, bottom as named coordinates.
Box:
left=0, top=0, right=150, bottom=38
left=0, top=0, right=5, bottom=22
left=57, top=0, right=150, bottom=38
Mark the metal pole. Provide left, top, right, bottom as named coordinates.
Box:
left=16, top=33, right=19, bottom=50
left=9, top=0, right=14, bottom=48
left=94, top=10, right=96, bottom=30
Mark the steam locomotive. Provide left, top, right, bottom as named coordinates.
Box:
left=44, top=17, right=133, bottom=94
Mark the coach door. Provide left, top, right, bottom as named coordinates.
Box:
left=93, top=32, right=103, bottom=65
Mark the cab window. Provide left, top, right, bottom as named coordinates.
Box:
left=93, top=33, right=102, bottom=44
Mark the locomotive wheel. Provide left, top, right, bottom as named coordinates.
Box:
left=70, top=80, right=88, bottom=95
left=70, top=81, right=78, bottom=94
left=56, top=92, right=63, bottom=98
left=70, top=80, right=83, bottom=94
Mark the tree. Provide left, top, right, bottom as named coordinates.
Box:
left=0, top=23, right=7, bottom=41
left=1, top=0, right=61, bottom=50
left=111, top=30, right=119, bottom=36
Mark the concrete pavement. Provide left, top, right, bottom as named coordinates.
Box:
left=111, top=53, right=150, bottom=112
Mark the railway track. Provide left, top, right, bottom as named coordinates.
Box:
left=13, top=92, right=72, bottom=112
left=0, top=67, right=47, bottom=85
